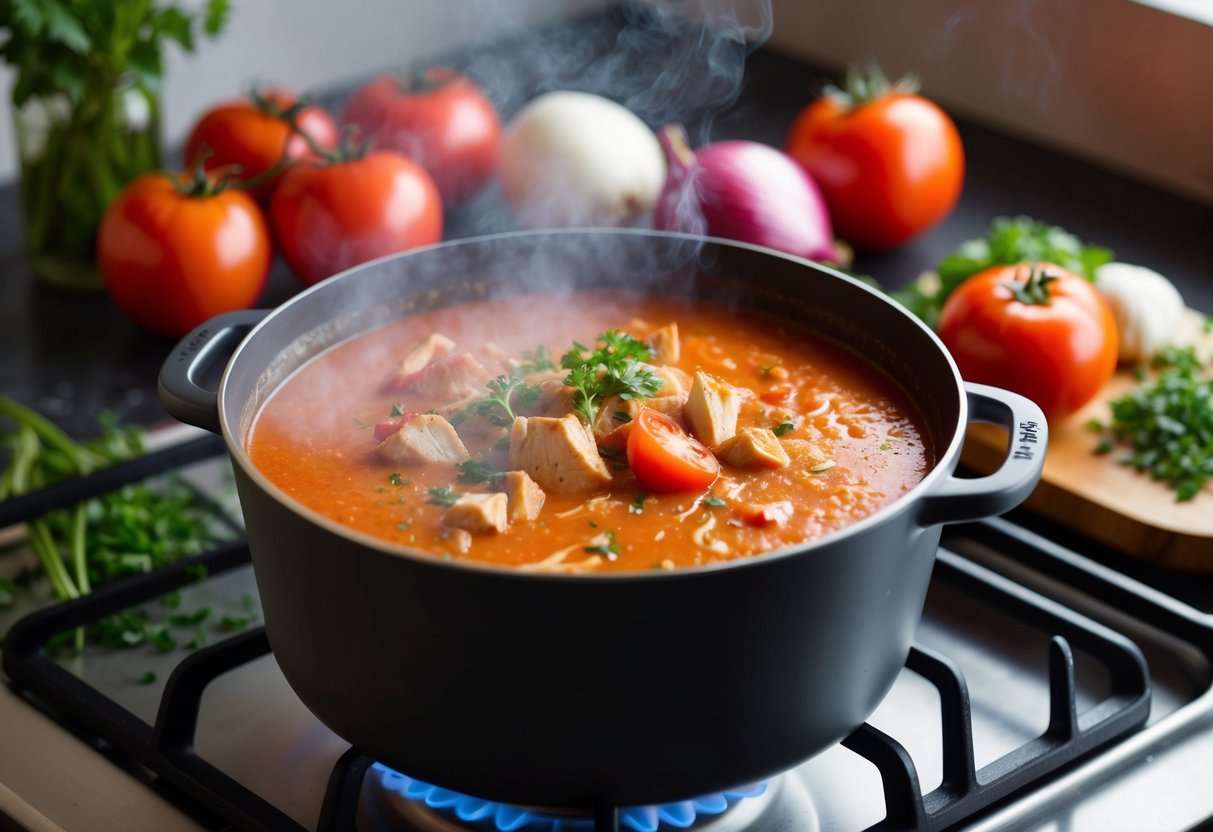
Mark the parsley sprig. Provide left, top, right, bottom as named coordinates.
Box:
left=426, top=486, right=460, bottom=508
left=473, top=375, right=542, bottom=427
left=457, top=457, right=502, bottom=486
left=561, top=330, right=663, bottom=424
left=1091, top=346, right=1213, bottom=501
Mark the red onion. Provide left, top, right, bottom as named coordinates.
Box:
left=654, top=125, right=838, bottom=263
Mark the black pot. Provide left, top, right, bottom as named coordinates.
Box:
left=159, top=230, right=1046, bottom=810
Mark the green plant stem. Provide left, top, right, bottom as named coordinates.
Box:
left=0, top=397, right=103, bottom=474
left=27, top=520, right=81, bottom=601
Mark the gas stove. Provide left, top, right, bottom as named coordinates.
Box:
left=2, top=434, right=1211, bottom=832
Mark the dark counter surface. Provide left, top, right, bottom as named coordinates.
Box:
left=2, top=14, right=1210, bottom=439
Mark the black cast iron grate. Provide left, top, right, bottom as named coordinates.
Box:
left=0, top=442, right=1160, bottom=832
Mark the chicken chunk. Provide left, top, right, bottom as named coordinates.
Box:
left=509, top=414, right=611, bottom=493
left=738, top=501, right=795, bottom=527
left=442, top=493, right=508, bottom=534
left=537, top=377, right=578, bottom=418
left=384, top=352, right=490, bottom=400
left=499, top=470, right=546, bottom=522
left=592, top=393, right=687, bottom=438
left=383, top=333, right=456, bottom=388
left=716, top=428, right=790, bottom=470
left=376, top=414, right=470, bottom=465
left=684, top=371, right=740, bottom=447
left=645, top=323, right=680, bottom=365
left=647, top=365, right=691, bottom=397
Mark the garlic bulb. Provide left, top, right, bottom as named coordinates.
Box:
left=1094, top=262, right=1185, bottom=363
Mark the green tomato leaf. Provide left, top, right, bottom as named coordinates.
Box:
left=204, top=0, right=231, bottom=36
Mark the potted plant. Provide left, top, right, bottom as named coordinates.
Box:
left=0, top=0, right=229, bottom=290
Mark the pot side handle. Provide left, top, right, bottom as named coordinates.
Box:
left=917, top=382, right=1048, bottom=526
left=157, top=309, right=268, bottom=434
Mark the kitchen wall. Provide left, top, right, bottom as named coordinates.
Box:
left=770, top=0, right=1213, bottom=205
left=1, top=0, right=1208, bottom=204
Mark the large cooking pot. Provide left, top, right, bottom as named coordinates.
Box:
left=159, top=230, right=1046, bottom=810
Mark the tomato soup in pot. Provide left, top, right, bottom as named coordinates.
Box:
left=246, top=290, right=931, bottom=572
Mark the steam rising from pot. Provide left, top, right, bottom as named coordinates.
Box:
left=255, top=2, right=775, bottom=426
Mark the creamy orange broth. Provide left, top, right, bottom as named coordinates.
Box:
left=246, top=292, right=931, bottom=572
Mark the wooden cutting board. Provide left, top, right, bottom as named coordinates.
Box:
left=961, top=309, right=1213, bottom=570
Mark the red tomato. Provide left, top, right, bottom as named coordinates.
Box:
left=938, top=262, right=1118, bottom=421
left=340, top=68, right=500, bottom=205
left=627, top=408, right=720, bottom=493
left=98, top=173, right=271, bottom=337
left=785, top=74, right=964, bottom=251
left=184, top=88, right=338, bottom=201
left=269, top=150, right=443, bottom=286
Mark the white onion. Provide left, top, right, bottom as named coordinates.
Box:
left=500, top=91, right=666, bottom=228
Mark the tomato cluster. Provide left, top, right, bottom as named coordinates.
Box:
left=100, top=72, right=499, bottom=337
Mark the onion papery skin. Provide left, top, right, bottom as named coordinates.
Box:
left=655, top=128, right=837, bottom=263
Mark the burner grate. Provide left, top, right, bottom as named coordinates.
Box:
left=0, top=441, right=1159, bottom=832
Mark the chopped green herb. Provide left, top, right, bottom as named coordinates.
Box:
left=628, top=492, right=648, bottom=514
left=218, top=615, right=252, bottom=633
left=160, top=589, right=182, bottom=609
left=561, top=330, right=663, bottom=424
left=760, top=365, right=775, bottom=377
left=457, top=457, right=503, bottom=486
left=389, top=402, right=405, bottom=418
left=584, top=530, right=621, bottom=560
left=185, top=629, right=207, bottom=650
left=148, top=625, right=177, bottom=653
left=0, top=578, right=15, bottom=610
left=388, top=471, right=403, bottom=487
left=773, top=421, right=795, bottom=436
left=474, top=375, right=542, bottom=426
left=613, top=410, right=633, bottom=423
left=518, top=345, right=556, bottom=374
left=810, top=460, right=837, bottom=474
left=241, top=593, right=256, bottom=611
left=588, top=520, right=598, bottom=528
left=703, top=496, right=726, bottom=508
left=352, top=416, right=373, bottom=430
left=1092, top=345, right=1213, bottom=501
left=169, top=607, right=211, bottom=628
left=426, top=486, right=460, bottom=508
left=396, top=521, right=411, bottom=532
left=879, top=442, right=891, bottom=451
left=139, top=671, right=157, bottom=685
left=1204, top=316, right=1213, bottom=336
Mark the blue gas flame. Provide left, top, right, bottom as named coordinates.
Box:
left=373, top=763, right=767, bottom=831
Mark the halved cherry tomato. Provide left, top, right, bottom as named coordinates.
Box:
left=938, top=262, right=1118, bottom=420
left=627, top=408, right=719, bottom=493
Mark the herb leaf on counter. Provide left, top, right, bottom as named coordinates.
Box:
left=892, top=216, right=1114, bottom=329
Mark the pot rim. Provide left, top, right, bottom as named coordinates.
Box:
left=218, top=228, right=968, bottom=582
